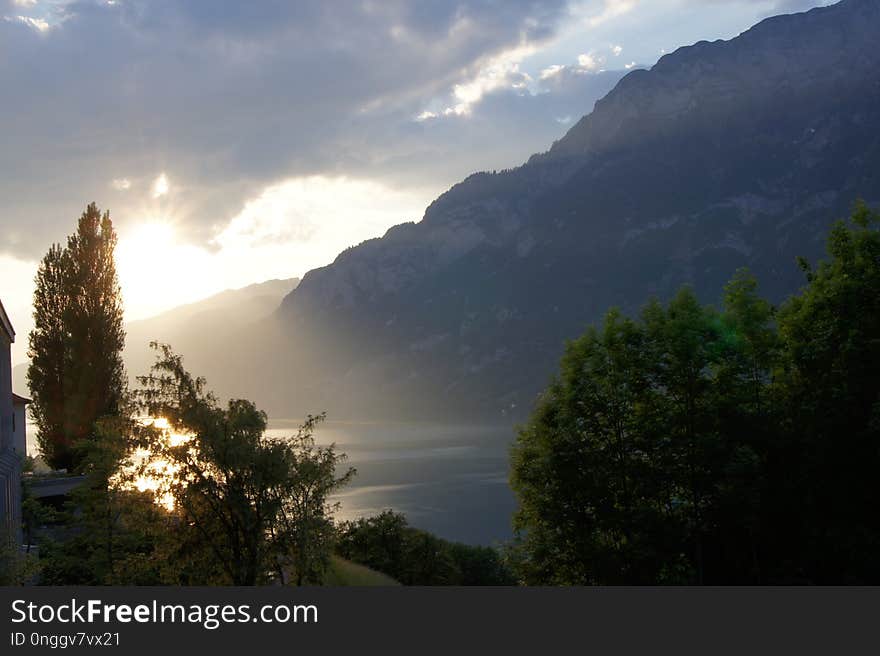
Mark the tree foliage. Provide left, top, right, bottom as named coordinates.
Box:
left=27, top=203, right=126, bottom=471
left=511, top=203, right=880, bottom=584
left=133, top=343, right=355, bottom=585
left=337, top=510, right=514, bottom=585
left=38, top=414, right=168, bottom=585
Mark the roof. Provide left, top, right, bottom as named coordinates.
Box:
left=12, top=393, right=31, bottom=405
left=0, top=298, right=14, bottom=342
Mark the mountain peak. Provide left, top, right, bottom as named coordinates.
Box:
left=547, top=0, right=878, bottom=161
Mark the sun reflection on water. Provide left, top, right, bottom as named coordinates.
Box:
left=114, top=416, right=193, bottom=511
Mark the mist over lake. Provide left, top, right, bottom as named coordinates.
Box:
left=269, top=421, right=517, bottom=546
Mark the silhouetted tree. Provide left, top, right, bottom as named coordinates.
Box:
left=510, top=203, right=880, bottom=585
left=28, top=203, right=126, bottom=470
left=134, top=343, right=355, bottom=585
left=40, top=415, right=167, bottom=586
left=772, top=201, right=880, bottom=582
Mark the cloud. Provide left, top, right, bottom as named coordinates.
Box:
left=13, top=14, right=48, bottom=30
left=1, top=0, right=827, bottom=304
left=765, top=0, right=833, bottom=13
left=213, top=176, right=426, bottom=252
left=577, top=52, right=603, bottom=70
left=687, top=0, right=833, bottom=14
left=151, top=173, right=169, bottom=199
left=582, top=0, right=637, bottom=27
left=0, top=0, right=574, bottom=258
left=538, top=50, right=615, bottom=83
left=540, top=64, right=566, bottom=80
left=443, top=43, right=537, bottom=116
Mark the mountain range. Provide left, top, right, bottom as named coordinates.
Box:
left=234, top=0, right=879, bottom=422
left=17, top=0, right=880, bottom=424
left=12, top=278, right=299, bottom=398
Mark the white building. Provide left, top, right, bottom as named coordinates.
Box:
left=0, top=298, right=23, bottom=544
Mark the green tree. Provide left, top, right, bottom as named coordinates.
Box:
left=709, top=270, right=776, bottom=582
left=39, top=416, right=165, bottom=585
left=271, top=414, right=355, bottom=585
left=642, top=289, right=728, bottom=584
left=511, top=285, right=777, bottom=584
left=27, top=244, right=68, bottom=469
left=773, top=202, right=880, bottom=582
left=28, top=203, right=126, bottom=471
left=337, top=510, right=409, bottom=579
left=510, top=204, right=880, bottom=585
left=134, top=343, right=355, bottom=585
left=0, top=532, right=39, bottom=585
left=510, top=309, right=671, bottom=584
left=336, top=511, right=513, bottom=585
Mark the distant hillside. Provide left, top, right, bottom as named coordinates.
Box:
left=233, top=0, right=880, bottom=422
left=125, top=278, right=299, bottom=383
left=13, top=278, right=298, bottom=398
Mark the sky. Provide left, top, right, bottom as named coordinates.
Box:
left=0, top=0, right=834, bottom=364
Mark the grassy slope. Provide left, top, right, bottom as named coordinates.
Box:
left=324, top=557, right=400, bottom=586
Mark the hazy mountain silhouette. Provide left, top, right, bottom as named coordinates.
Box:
left=124, top=278, right=299, bottom=385
left=230, top=0, right=880, bottom=423
left=12, top=278, right=299, bottom=400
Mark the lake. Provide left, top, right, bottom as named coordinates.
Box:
left=269, top=420, right=518, bottom=546
left=27, top=419, right=519, bottom=546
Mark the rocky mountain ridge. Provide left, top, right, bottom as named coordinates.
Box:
left=173, top=0, right=880, bottom=422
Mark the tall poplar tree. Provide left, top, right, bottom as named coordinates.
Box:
left=28, top=203, right=126, bottom=471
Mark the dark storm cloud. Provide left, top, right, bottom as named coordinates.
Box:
left=0, top=0, right=574, bottom=256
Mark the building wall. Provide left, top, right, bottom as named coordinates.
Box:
left=0, top=331, right=12, bottom=451
left=12, top=403, right=26, bottom=457
left=0, top=452, right=21, bottom=544
left=0, top=324, right=22, bottom=543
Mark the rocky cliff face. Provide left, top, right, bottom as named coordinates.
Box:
left=266, top=0, right=880, bottom=421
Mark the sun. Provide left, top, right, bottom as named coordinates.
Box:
left=115, top=219, right=208, bottom=319
left=130, top=221, right=175, bottom=250
left=115, top=221, right=175, bottom=288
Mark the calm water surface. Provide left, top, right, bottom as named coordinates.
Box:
left=28, top=419, right=518, bottom=546
left=270, top=420, right=517, bottom=546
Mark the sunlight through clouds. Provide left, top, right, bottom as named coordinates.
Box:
left=443, top=43, right=538, bottom=116
left=14, top=14, right=48, bottom=30
left=115, top=219, right=215, bottom=321
left=214, top=175, right=432, bottom=269
left=6, top=175, right=432, bottom=351
left=113, top=176, right=432, bottom=323
left=584, top=0, right=637, bottom=27
left=151, top=173, right=170, bottom=199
